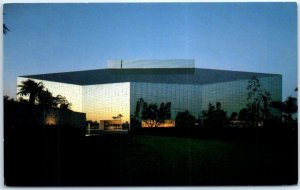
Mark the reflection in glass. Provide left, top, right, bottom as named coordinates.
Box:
left=18, top=74, right=281, bottom=127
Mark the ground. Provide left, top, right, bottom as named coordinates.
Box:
left=4, top=127, right=297, bottom=186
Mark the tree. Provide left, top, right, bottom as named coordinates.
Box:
left=229, top=112, right=238, bottom=121
left=133, top=98, right=145, bottom=121
left=175, top=110, right=196, bottom=128
left=246, top=76, right=271, bottom=126
left=54, top=95, right=72, bottom=110
left=37, top=89, right=56, bottom=108
left=38, top=90, right=72, bottom=110
left=158, top=102, right=171, bottom=122
left=112, top=114, right=123, bottom=120
left=3, top=24, right=10, bottom=34
left=142, top=103, right=159, bottom=127
left=122, top=121, right=130, bottom=130
left=18, top=79, right=72, bottom=110
left=284, top=96, right=297, bottom=117
left=3, top=13, right=10, bottom=35
left=133, top=99, right=171, bottom=127
left=130, top=98, right=146, bottom=127
left=237, top=108, right=253, bottom=127
left=202, top=102, right=227, bottom=127
left=17, top=79, right=45, bottom=105
left=4, top=95, right=14, bottom=102
left=238, top=108, right=249, bottom=121
left=271, top=96, right=297, bottom=122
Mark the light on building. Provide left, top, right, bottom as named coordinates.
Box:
left=45, top=116, right=57, bottom=125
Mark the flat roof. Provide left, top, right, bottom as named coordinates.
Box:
left=20, top=68, right=280, bottom=86
left=107, top=59, right=195, bottom=69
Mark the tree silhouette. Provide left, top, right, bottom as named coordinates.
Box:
left=18, top=79, right=71, bottom=110
left=133, top=98, right=145, bottom=121
left=238, top=108, right=249, bottom=121
left=142, top=103, right=159, bottom=127
left=54, top=95, right=72, bottom=110
left=3, top=24, right=10, bottom=34
left=4, top=95, right=14, bottom=102
left=133, top=99, right=171, bottom=127
left=202, top=102, right=227, bottom=127
left=284, top=96, right=298, bottom=115
left=112, top=114, right=123, bottom=120
left=271, top=96, right=297, bottom=122
left=247, top=76, right=271, bottom=126
left=229, top=112, right=238, bottom=120
left=37, top=89, right=56, bottom=108
left=175, top=110, right=196, bottom=128
left=17, top=79, right=45, bottom=105
left=158, top=102, right=171, bottom=122
left=3, top=13, right=10, bottom=34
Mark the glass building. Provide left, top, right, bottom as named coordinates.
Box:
left=17, top=60, right=282, bottom=129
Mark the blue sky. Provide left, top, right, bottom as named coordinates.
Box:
left=3, top=3, right=297, bottom=100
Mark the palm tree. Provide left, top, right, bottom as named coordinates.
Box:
left=17, top=79, right=45, bottom=105
left=3, top=12, right=10, bottom=35
left=3, top=24, right=10, bottom=34
left=112, top=114, right=123, bottom=119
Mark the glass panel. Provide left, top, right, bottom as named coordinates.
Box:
left=82, top=82, right=130, bottom=123
left=17, top=77, right=83, bottom=112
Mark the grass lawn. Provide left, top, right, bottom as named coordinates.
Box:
left=5, top=128, right=297, bottom=186
left=77, top=134, right=297, bottom=186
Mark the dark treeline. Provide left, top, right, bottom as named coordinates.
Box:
left=4, top=97, right=86, bottom=186
left=130, top=124, right=297, bottom=141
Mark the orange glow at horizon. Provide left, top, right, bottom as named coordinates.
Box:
left=142, top=120, right=175, bottom=128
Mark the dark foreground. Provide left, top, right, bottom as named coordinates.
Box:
left=4, top=126, right=298, bottom=186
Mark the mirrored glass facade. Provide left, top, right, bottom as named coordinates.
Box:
left=82, top=83, right=130, bottom=122
left=201, top=76, right=282, bottom=115
left=17, top=77, right=83, bottom=112
left=18, top=64, right=282, bottom=127
left=130, top=75, right=282, bottom=120
left=17, top=77, right=130, bottom=123
left=130, top=82, right=202, bottom=120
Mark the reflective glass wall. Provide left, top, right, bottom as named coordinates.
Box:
left=82, top=82, right=130, bottom=123
left=201, top=75, right=282, bottom=115
left=17, top=77, right=83, bottom=112
left=18, top=74, right=281, bottom=125
left=17, top=78, right=130, bottom=124
left=130, top=82, right=202, bottom=120
left=130, top=75, right=282, bottom=120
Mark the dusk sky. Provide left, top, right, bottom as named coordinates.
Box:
left=3, top=3, right=297, bottom=100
